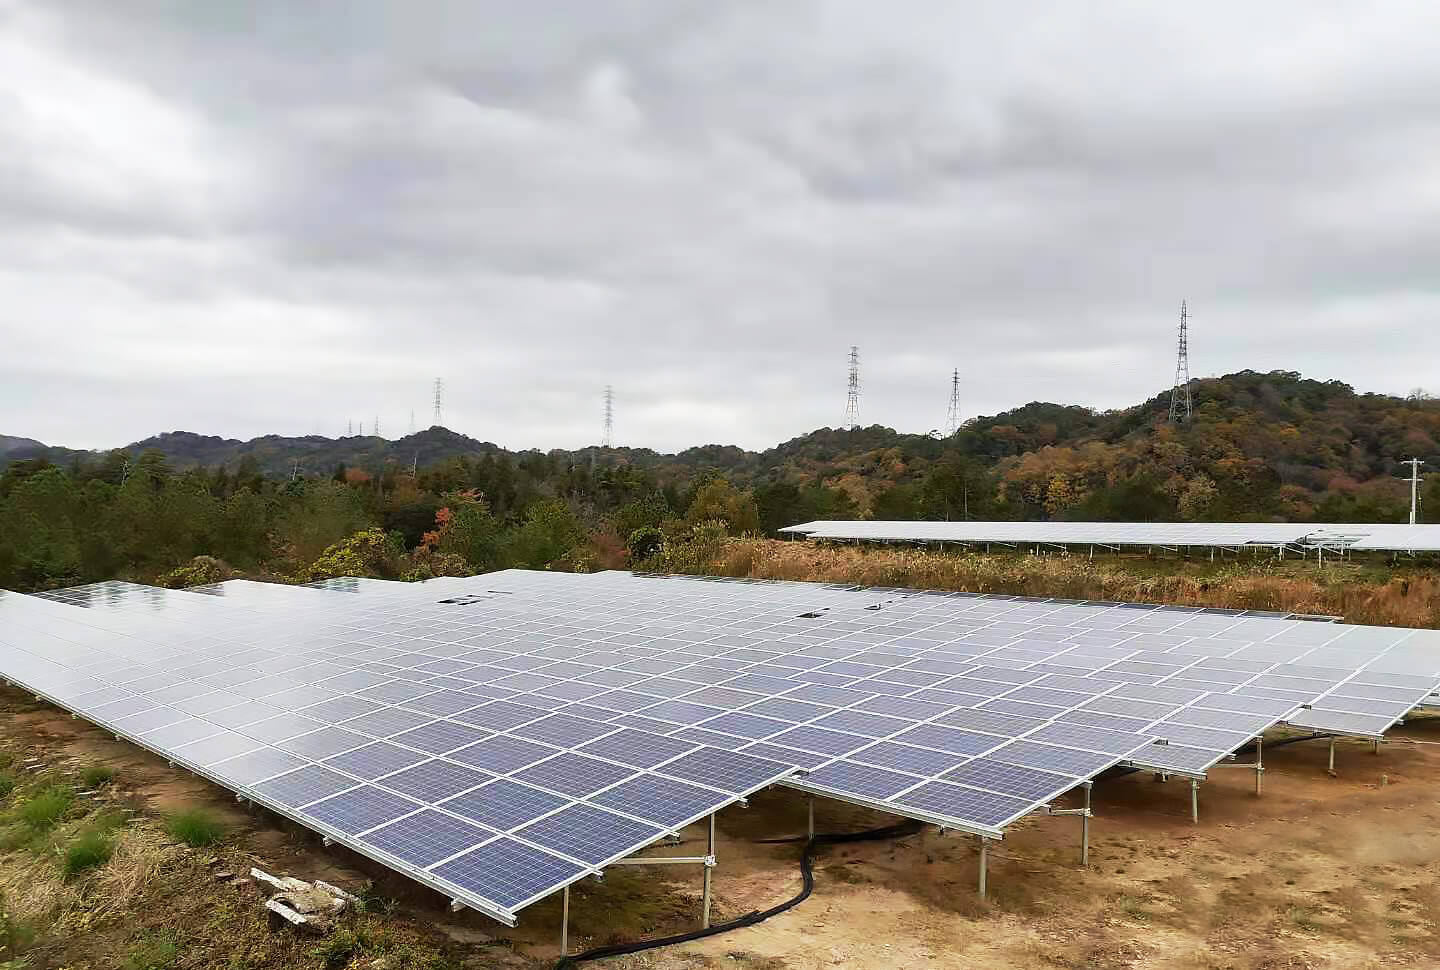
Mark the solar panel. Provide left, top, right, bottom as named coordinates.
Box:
left=6, top=566, right=1440, bottom=926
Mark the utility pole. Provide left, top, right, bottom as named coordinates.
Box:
left=1401, top=458, right=1425, bottom=524
left=347, top=419, right=353, bottom=437
left=374, top=415, right=381, bottom=439
left=433, top=378, right=444, bottom=427
left=845, top=346, right=860, bottom=430
left=602, top=386, right=614, bottom=448
left=409, top=410, right=415, bottom=436
left=291, top=458, right=300, bottom=482
left=1169, top=301, right=1193, bottom=423
left=945, top=368, right=962, bottom=437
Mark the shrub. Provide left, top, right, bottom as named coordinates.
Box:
left=79, top=764, right=115, bottom=788
left=158, top=555, right=230, bottom=589
left=61, top=829, right=114, bottom=878
left=17, top=787, right=72, bottom=830
left=0, top=773, right=14, bottom=800
left=164, top=808, right=224, bottom=847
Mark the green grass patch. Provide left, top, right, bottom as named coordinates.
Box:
left=164, top=808, right=224, bottom=848
left=16, top=786, right=72, bottom=831
left=61, top=828, right=114, bottom=879
left=122, top=933, right=179, bottom=970
left=79, top=764, right=115, bottom=788
left=0, top=773, right=15, bottom=801
left=1, top=889, right=36, bottom=961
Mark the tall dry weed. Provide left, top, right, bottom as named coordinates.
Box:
left=687, top=539, right=1440, bottom=629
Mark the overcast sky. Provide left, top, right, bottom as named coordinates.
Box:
left=3, top=2, right=1439, bottom=453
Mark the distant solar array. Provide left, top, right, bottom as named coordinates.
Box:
left=3, top=570, right=1440, bottom=926
left=781, top=520, right=1440, bottom=553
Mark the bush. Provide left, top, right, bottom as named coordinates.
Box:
left=17, top=786, right=72, bottom=830
left=303, top=529, right=405, bottom=582
left=158, top=555, right=230, bottom=589
left=79, top=764, right=115, bottom=788
left=627, top=527, right=663, bottom=563
left=0, top=773, right=14, bottom=801
left=61, top=828, right=113, bottom=878
left=164, top=808, right=224, bottom=847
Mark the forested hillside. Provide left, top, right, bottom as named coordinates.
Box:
left=3, top=369, right=1439, bottom=592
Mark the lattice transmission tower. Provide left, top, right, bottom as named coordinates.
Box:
left=945, top=368, right=962, bottom=436
left=602, top=385, right=614, bottom=447
left=844, top=346, right=860, bottom=430
left=432, top=378, right=444, bottom=427
left=1168, top=301, right=1193, bottom=423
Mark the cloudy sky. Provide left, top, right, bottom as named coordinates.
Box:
left=3, top=1, right=1439, bottom=452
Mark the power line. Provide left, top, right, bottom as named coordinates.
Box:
left=844, top=346, right=860, bottom=430
left=945, top=368, right=962, bottom=437
left=1168, top=301, right=1193, bottom=423
left=603, top=385, right=614, bottom=448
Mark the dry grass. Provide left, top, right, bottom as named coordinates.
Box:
left=676, top=538, right=1440, bottom=628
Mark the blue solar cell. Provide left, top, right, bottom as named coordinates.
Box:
left=509, top=714, right=617, bottom=747
left=301, top=695, right=384, bottom=723
left=517, top=803, right=664, bottom=865
left=356, top=681, right=437, bottom=704
left=740, top=697, right=834, bottom=722
left=941, top=758, right=1075, bottom=801
left=453, top=700, right=550, bottom=731
left=894, top=781, right=1035, bottom=828
left=657, top=747, right=791, bottom=794
left=360, top=809, right=492, bottom=867
left=449, top=735, right=558, bottom=773
left=892, top=724, right=1005, bottom=757
left=987, top=740, right=1117, bottom=777
left=574, top=729, right=697, bottom=769
left=254, top=764, right=359, bottom=808
left=802, top=761, right=920, bottom=799
left=695, top=712, right=788, bottom=741
left=378, top=759, right=492, bottom=801
left=736, top=742, right=830, bottom=770
left=513, top=753, right=636, bottom=798
left=432, top=838, right=586, bottom=910
left=847, top=741, right=969, bottom=777
left=810, top=709, right=913, bottom=737
left=589, top=773, right=731, bottom=828
left=390, top=720, right=491, bottom=755
left=344, top=707, right=436, bottom=740
left=323, top=741, right=428, bottom=779
left=305, top=785, right=420, bottom=835
left=210, top=747, right=307, bottom=786
left=768, top=725, right=868, bottom=757
left=441, top=779, right=570, bottom=831
left=398, top=689, right=488, bottom=717
left=635, top=700, right=725, bottom=725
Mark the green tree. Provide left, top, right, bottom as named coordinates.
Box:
left=684, top=478, right=760, bottom=535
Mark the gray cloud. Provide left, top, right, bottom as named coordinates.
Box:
left=3, top=0, right=1439, bottom=451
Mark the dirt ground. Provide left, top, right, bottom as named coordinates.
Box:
left=4, top=685, right=1440, bottom=970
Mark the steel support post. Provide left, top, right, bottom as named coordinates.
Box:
left=1255, top=735, right=1264, bottom=796
left=1081, top=782, right=1092, bottom=866
left=1328, top=735, right=1336, bottom=775
left=1373, top=738, right=1381, bottom=755
left=1190, top=779, right=1199, bottom=824
left=977, top=838, right=988, bottom=900
left=806, top=796, right=814, bottom=840
left=702, top=813, right=715, bottom=929
left=560, top=885, right=569, bottom=956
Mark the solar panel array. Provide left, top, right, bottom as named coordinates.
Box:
left=782, top=520, right=1440, bottom=553
left=5, top=570, right=1440, bottom=924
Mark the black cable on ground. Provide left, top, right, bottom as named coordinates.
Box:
left=553, top=819, right=925, bottom=969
